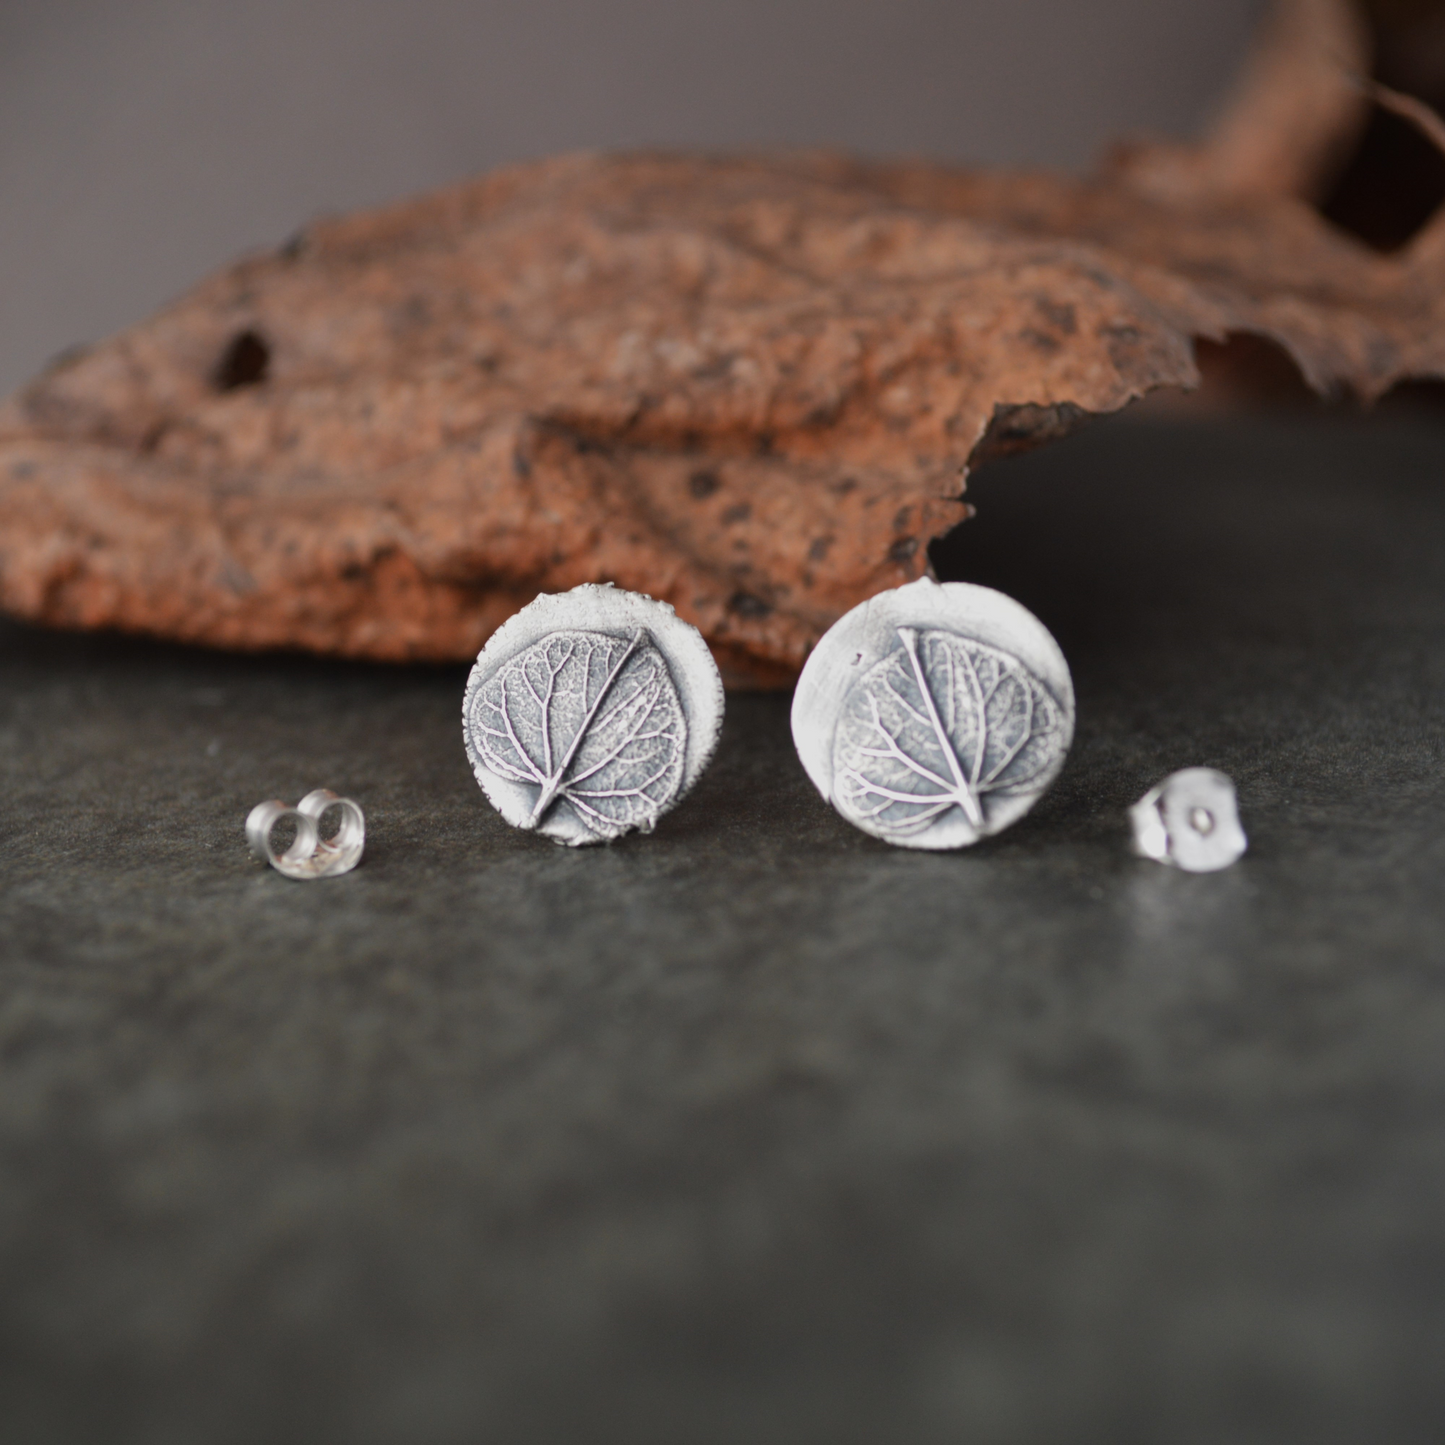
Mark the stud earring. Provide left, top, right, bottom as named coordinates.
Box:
left=791, top=577, right=1074, bottom=849
left=462, top=584, right=725, bottom=846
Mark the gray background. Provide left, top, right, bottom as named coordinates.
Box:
left=0, top=0, right=1262, bottom=397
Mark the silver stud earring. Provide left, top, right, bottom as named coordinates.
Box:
left=792, top=577, right=1074, bottom=849
left=1129, top=768, right=1246, bottom=872
left=462, top=584, right=724, bottom=846
left=246, top=789, right=365, bottom=878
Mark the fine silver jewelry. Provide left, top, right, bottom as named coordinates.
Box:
left=462, top=583, right=725, bottom=847
left=246, top=788, right=365, bottom=879
left=792, top=577, right=1074, bottom=850
left=1129, top=768, right=1246, bottom=872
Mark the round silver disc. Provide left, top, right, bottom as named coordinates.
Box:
left=791, top=577, right=1075, bottom=850
left=463, top=584, right=725, bottom=847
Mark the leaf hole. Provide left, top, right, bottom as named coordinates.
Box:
left=727, top=591, right=773, bottom=619
left=1190, top=333, right=1318, bottom=410
left=1112, top=333, right=1318, bottom=419
left=1319, top=106, right=1445, bottom=252
left=1315, top=15, right=1445, bottom=254
left=213, top=329, right=271, bottom=391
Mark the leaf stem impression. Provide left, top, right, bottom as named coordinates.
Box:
left=522, top=627, right=649, bottom=828
left=898, top=627, right=985, bottom=827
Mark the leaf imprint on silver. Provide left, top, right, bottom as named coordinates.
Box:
left=832, top=627, right=1066, bottom=840
left=467, top=627, right=687, bottom=840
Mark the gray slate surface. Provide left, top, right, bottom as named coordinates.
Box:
left=1, top=414, right=1443, bottom=1444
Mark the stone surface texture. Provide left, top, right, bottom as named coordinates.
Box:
left=1, top=415, right=1444, bottom=1444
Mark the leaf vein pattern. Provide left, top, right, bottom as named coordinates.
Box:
left=833, top=628, right=1063, bottom=841
left=469, top=628, right=687, bottom=838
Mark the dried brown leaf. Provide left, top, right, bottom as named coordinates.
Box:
left=2, top=0, right=1444, bottom=684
